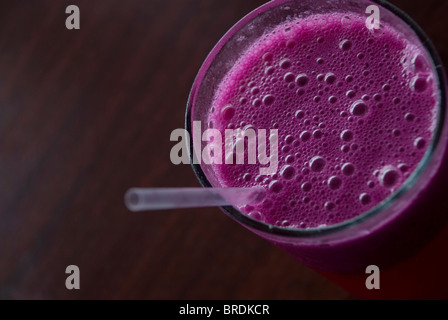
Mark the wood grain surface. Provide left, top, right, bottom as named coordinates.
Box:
left=0, top=0, right=446, bottom=300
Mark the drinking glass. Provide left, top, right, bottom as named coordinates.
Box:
left=186, top=0, right=448, bottom=299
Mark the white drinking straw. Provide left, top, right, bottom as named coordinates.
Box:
left=124, top=187, right=266, bottom=212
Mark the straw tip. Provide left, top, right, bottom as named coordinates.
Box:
left=124, top=188, right=140, bottom=211
left=247, top=187, right=266, bottom=204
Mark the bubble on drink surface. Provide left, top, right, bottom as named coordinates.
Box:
left=284, top=135, right=294, bottom=144
left=340, top=129, right=354, bottom=142
left=265, top=66, right=275, bottom=75
left=282, top=145, right=290, bottom=153
left=342, top=163, right=355, bottom=176
left=328, top=176, right=342, bottom=190
left=379, top=167, right=400, bottom=188
left=248, top=211, right=265, bottom=222
left=243, top=173, right=252, bottom=182
left=410, top=74, right=428, bottom=92
left=300, top=131, right=311, bottom=142
left=284, top=72, right=295, bottom=82
left=280, top=219, right=291, bottom=227
left=221, top=105, right=235, bottom=120
left=280, top=58, right=292, bottom=69
left=296, top=74, right=309, bottom=86
left=414, top=137, right=426, bottom=149
left=262, top=52, right=273, bottom=62
left=350, top=100, right=368, bottom=116
left=324, top=73, right=336, bottom=84
left=346, top=90, right=356, bottom=98
left=251, top=87, right=260, bottom=95
left=263, top=94, right=275, bottom=106
left=339, top=39, right=352, bottom=50
left=323, top=201, right=335, bottom=212
left=411, top=54, right=427, bottom=72
left=243, top=124, right=255, bottom=131
left=285, top=155, right=295, bottom=164
left=286, top=39, right=296, bottom=48
left=309, top=156, right=326, bottom=172
left=405, top=113, right=415, bottom=121
left=398, top=164, right=409, bottom=172
left=280, top=165, right=296, bottom=180
left=269, top=180, right=283, bottom=193
left=253, top=98, right=262, bottom=107
left=359, top=193, right=372, bottom=205
left=295, top=109, right=305, bottom=119
left=301, top=181, right=312, bottom=192
left=328, top=96, right=337, bottom=104
left=313, top=130, right=323, bottom=139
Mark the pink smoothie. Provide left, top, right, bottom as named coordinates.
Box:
left=207, top=13, right=437, bottom=229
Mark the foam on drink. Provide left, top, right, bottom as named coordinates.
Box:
left=208, top=13, right=438, bottom=229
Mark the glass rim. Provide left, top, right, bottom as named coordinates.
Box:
left=185, top=0, right=447, bottom=238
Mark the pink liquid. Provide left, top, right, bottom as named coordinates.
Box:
left=204, top=13, right=448, bottom=298
left=208, top=13, right=437, bottom=228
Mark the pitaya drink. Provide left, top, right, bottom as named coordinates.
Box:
left=209, top=13, right=437, bottom=229
left=188, top=0, right=448, bottom=299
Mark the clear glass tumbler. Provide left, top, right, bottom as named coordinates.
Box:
left=186, top=0, right=448, bottom=299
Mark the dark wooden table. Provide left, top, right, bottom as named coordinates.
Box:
left=0, top=0, right=446, bottom=300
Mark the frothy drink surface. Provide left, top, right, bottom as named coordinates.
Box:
left=208, top=13, right=437, bottom=228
